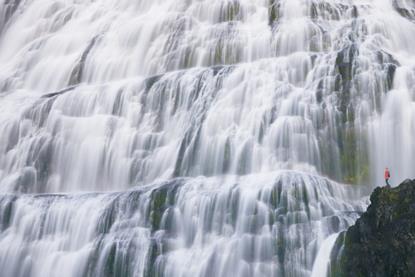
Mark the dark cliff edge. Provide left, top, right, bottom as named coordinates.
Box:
left=330, top=179, right=415, bottom=277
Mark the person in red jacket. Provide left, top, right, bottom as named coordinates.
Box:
left=384, top=167, right=391, bottom=187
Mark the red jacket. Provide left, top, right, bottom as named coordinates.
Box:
left=384, top=169, right=390, bottom=179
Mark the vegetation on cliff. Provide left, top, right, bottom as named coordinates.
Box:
left=331, top=180, right=415, bottom=277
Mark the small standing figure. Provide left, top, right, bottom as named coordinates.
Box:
left=384, top=167, right=391, bottom=187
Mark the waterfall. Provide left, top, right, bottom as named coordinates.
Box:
left=0, top=173, right=365, bottom=277
left=0, top=0, right=413, bottom=276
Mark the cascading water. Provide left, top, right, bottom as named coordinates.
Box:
left=0, top=0, right=413, bottom=276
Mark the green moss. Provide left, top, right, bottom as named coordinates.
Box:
left=339, top=127, right=369, bottom=185
left=270, top=186, right=278, bottom=206
left=148, top=184, right=180, bottom=232
left=335, top=45, right=358, bottom=123
left=332, top=182, right=415, bottom=276
left=96, top=200, right=118, bottom=234
left=224, top=1, right=241, bottom=22
left=149, top=189, right=168, bottom=232
left=275, top=235, right=285, bottom=265
left=182, top=47, right=193, bottom=69
left=227, top=187, right=240, bottom=227
left=144, top=241, right=162, bottom=277
left=104, top=243, right=117, bottom=277
left=268, top=0, right=280, bottom=25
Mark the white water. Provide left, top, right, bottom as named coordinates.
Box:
left=310, top=233, right=339, bottom=277
left=0, top=172, right=365, bottom=277
left=0, top=0, right=414, bottom=276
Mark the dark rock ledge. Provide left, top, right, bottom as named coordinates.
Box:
left=330, top=180, right=415, bottom=277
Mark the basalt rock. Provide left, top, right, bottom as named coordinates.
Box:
left=331, top=179, right=415, bottom=277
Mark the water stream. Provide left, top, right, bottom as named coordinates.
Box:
left=0, top=0, right=414, bottom=276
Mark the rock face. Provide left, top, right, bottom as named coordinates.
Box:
left=331, top=179, right=415, bottom=277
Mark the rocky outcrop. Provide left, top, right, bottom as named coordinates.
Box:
left=331, top=179, right=415, bottom=277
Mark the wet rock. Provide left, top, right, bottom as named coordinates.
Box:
left=42, top=85, right=77, bottom=98
left=331, top=179, right=415, bottom=277
left=393, top=0, right=415, bottom=20
left=335, top=43, right=358, bottom=122
left=144, top=74, right=163, bottom=91
left=219, top=0, right=242, bottom=23
left=351, top=5, right=358, bottom=18
left=268, top=0, right=280, bottom=26
left=0, top=196, right=16, bottom=231
left=68, top=35, right=100, bottom=86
